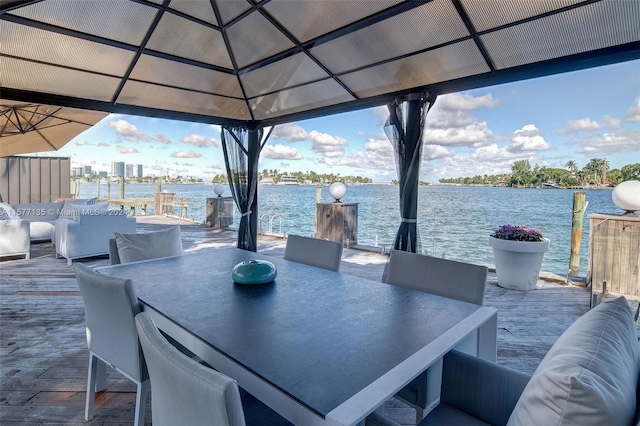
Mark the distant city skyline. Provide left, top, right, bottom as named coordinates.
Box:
left=34, top=59, right=640, bottom=183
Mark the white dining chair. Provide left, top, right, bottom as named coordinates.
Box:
left=385, top=250, right=488, bottom=423
left=284, top=234, right=343, bottom=272
left=74, top=264, right=149, bottom=426
left=135, top=312, right=292, bottom=426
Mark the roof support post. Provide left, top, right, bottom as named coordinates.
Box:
left=384, top=92, right=437, bottom=256
left=221, top=124, right=267, bottom=252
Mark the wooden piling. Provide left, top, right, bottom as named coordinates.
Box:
left=314, top=185, right=321, bottom=237
left=119, top=177, right=125, bottom=199
left=569, top=192, right=586, bottom=276
left=156, top=177, right=162, bottom=193
left=96, top=180, right=100, bottom=199
left=107, top=180, right=111, bottom=199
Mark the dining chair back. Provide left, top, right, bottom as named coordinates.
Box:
left=386, top=250, right=487, bottom=305
left=284, top=234, right=343, bottom=272
left=74, top=264, right=148, bottom=426
left=385, top=250, right=488, bottom=422
left=135, top=312, right=292, bottom=426
left=112, top=225, right=184, bottom=264
left=108, top=237, right=121, bottom=265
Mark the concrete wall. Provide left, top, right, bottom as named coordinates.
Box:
left=0, top=156, right=71, bottom=205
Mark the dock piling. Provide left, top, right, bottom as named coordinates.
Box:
left=569, top=192, right=586, bottom=276
left=314, top=185, right=321, bottom=237
left=119, top=177, right=125, bottom=199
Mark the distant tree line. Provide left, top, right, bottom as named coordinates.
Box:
left=390, top=180, right=430, bottom=185
left=212, top=169, right=372, bottom=185
left=439, top=158, right=639, bottom=187
left=72, top=174, right=204, bottom=184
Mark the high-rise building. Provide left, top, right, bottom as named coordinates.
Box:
left=126, top=164, right=134, bottom=178
left=83, top=165, right=92, bottom=176
left=111, top=161, right=125, bottom=177
left=137, top=164, right=143, bottom=178
left=98, top=171, right=108, bottom=178
left=72, top=167, right=83, bottom=176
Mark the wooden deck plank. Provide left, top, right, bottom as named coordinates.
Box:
left=0, top=216, right=605, bottom=425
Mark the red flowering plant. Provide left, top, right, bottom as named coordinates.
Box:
left=490, top=224, right=544, bottom=242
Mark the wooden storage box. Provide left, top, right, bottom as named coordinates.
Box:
left=315, top=202, right=357, bottom=247
left=588, top=213, right=640, bottom=298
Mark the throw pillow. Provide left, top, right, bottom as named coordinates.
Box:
left=115, top=225, right=184, bottom=264
left=59, top=199, right=90, bottom=219
left=507, top=296, right=639, bottom=426
left=68, top=203, right=109, bottom=221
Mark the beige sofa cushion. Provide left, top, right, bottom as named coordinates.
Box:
left=507, top=296, right=639, bottom=426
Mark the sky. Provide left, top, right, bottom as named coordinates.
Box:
left=40, top=59, right=639, bottom=183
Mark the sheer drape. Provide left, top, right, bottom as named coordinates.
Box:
left=221, top=125, right=269, bottom=252
left=384, top=92, right=437, bottom=254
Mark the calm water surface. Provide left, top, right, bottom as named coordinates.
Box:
left=80, top=183, right=620, bottom=277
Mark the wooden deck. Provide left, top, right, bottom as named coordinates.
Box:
left=0, top=216, right=607, bottom=425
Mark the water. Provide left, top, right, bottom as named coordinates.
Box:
left=80, top=182, right=619, bottom=277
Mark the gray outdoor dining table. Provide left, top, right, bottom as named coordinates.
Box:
left=97, top=248, right=497, bottom=426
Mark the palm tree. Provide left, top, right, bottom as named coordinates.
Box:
left=565, top=160, right=578, bottom=175
left=583, top=158, right=609, bottom=185
left=511, top=159, right=531, bottom=186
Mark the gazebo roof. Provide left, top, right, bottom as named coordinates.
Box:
left=2, top=0, right=639, bottom=127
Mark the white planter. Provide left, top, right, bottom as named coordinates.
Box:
left=488, top=236, right=550, bottom=290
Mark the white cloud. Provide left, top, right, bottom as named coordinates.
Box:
left=424, top=93, right=496, bottom=147
left=116, top=145, right=139, bottom=154
left=423, top=144, right=455, bottom=160
left=181, top=134, right=218, bottom=147
left=309, top=130, right=348, bottom=157
left=206, top=164, right=225, bottom=175
left=574, top=129, right=640, bottom=155
left=155, top=132, right=171, bottom=144
left=624, top=97, right=640, bottom=122
left=261, top=144, right=303, bottom=160
left=436, top=93, right=499, bottom=111
left=271, top=123, right=309, bottom=142
left=319, top=137, right=394, bottom=171
left=561, top=115, right=621, bottom=133
left=171, top=151, right=202, bottom=158
left=97, top=141, right=110, bottom=147
left=371, top=105, right=389, bottom=125
left=422, top=143, right=536, bottom=182
left=507, top=124, right=550, bottom=153
left=109, top=120, right=149, bottom=142
left=364, top=138, right=392, bottom=151
left=425, top=123, right=494, bottom=147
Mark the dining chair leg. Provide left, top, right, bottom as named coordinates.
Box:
left=95, top=358, right=107, bottom=392
left=415, top=407, right=424, bottom=424
left=85, top=353, right=97, bottom=420
left=134, top=380, right=149, bottom=426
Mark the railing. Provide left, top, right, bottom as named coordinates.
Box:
left=259, top=214, right=283, bottom=236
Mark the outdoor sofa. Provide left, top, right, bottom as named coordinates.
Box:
left=13, top=198, right=97, bottom=242
left=54, top=204, right=136, bottom=266
left=368, top=296, right=639, bottom=426
left=0, top=202, right=30, bottom=259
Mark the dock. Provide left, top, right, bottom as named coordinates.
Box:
left=101, top=198, right=190, bottom=218
left=0, top=216, right=625, bottom=425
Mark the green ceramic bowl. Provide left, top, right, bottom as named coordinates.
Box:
left=232, top=260, right=277, bottom=285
